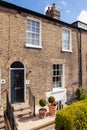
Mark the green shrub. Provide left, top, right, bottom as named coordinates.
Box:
left=55, top=99, right=87, bottom=130
left=39, top=98, right=47, bottom=107
left=48, top=96, right=55, bottom=103
left=76, top=88, right=87, bottom=100
left=76, top=88, right=83, bottom=100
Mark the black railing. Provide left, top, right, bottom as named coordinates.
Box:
left=6, top=90, right=18, bottom=130
left=28, top=87, right=36, bottom=116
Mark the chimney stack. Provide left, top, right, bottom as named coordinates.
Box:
left=46, top=3, right=60, bottom=20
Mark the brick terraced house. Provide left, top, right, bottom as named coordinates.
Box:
left=0, top=1, right=87, bottom=129
left=0, top=1, right=84, bottom=106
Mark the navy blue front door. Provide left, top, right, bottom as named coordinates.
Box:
left=11, top=69, right=24, bottom=103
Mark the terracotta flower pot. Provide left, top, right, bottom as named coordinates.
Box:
left=39, top=108, right=47, bottom=119
left=48, top=103, right=57, bottom=115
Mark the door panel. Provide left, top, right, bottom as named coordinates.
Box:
left=11, top=69, right=24, bottom=103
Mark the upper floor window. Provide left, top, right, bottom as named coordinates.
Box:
left=62, top=28, right=72, bottom=52
left=26, top=17, right=42, bottom=48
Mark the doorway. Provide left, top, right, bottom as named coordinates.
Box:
left=10, top=61, right=25, bottom=103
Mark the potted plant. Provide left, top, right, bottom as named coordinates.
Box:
left=39, top=98, right=47, bottom=119
left=48, top=96, right=57, bottom=115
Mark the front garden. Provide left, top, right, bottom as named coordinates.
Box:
left=55, top=88, right=87, bottom=130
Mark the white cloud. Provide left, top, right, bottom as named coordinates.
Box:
left=61, top=1, right=67, bottom=6
left=65, top=10, right=70, bottom=13
left=77, top=10, right=87, bottom=24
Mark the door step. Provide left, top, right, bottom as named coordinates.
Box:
left=12, top=102, right=30, bottom=111
left=14, top=108, right=32, bottom=117
left=12, top=102, right=32, bottom=118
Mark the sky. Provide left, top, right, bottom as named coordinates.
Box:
left=3, top=0, right=87, bottom=24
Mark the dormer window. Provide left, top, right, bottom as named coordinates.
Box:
left=26, top=17, right=42, bottom=48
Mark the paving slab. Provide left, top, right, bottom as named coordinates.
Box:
left=16, top=114, right=55, bottom=130
left=16, top=105, right=56, bottom=130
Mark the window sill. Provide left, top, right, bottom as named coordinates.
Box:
left=26, top=44, right=42, bottom=49
left=52, top=88, right=66, bottom=93
left=62, top=49, right=72, bottom=53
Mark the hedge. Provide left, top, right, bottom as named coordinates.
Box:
left=55, top=99, right=87, bottom=130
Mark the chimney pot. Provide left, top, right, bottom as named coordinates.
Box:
left=52, top=3, right=57, bottom=10
left=53, top=3, right=55, bottom=6
left=46, top=3, right=60, bottom=20
left=48, top=7, right=51, bottom=12
left=51, top=6, right=53, bottom=10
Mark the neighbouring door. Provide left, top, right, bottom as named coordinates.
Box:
left=10, top=61, right=25, bottom=103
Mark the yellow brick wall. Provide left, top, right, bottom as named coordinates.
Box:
left=0, top=6, right=79, bottom=104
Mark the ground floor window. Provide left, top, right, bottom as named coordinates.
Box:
left=52, top=64, right=64, bottom=88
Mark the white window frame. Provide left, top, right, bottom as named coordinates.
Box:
left=26, top=17, right=42, bottom=48
left=52, top=64, right=65, bottom=88
left=62, top=27, right=72, bottom=52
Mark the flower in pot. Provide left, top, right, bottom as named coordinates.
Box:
left=39, top=98, right=47, bottom=119
left=48, top=96, right=57, bottom=115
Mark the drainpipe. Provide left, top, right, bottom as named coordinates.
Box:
left=79, top=29, right=82, bottom=87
